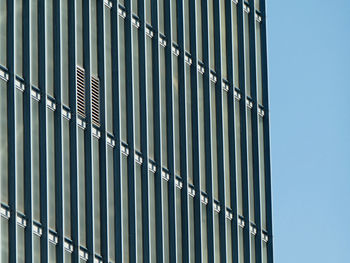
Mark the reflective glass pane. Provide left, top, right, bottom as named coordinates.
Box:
left=244, top=12, right=251, bottom=96
left=121, top=155, right=129, bottom=261
left=119, top=18, right=127, bottom=142
left=256, top=21, right=263, bottom=105
left=163, top=181, right=169, bottom=262
left=136, top=165, right=143, bottom=262
left=196, top=0, right=203, bottom=61
left=160, top=47, right=168, bottom=167
left=214, top=212, right=220, bottom=262
left=232, top=4, right=239, bottom=89
left=61, top=0, right=69, bottom=105
left=209, top=0, right=215, bottom=70
left=184, top=0, right=190, bottom=52
left=173, top=56, right=180, bottom=176
left=0, top=0, right=7, bottom=67
left=235, top=101, right=243, bottom=215
left=223, top=91, right=231, bottom=207
left=259, top=116, right=267, bottom=229
left=63, top=118, right=71, bottom=238
left=18, top=226, right=25, bottom=263
left=48, top=109, right=56, bottom=229
left=91, top=0, right=98, bottom=76
left=220, top=0, right=227, bottom=79
left=93, top=138, right=101, bottom=255
left=211, top=82, right=218, bottom=199
left=107, top=147, right=115, bottom=262
left=16, top=90, right=24, bottom=213
left=149, top=172, right=156, bottom=262
left=186, top=65, right=193, bottom=183
left=133, top=28, right=141, bottom=151
left=16, top=0, right=23, bottom=77
left=0, top=81, right=8, bottom=203
left=176, top=188, right=182, bottom=261
left=76, top=0, right=83, bottom=67
left=189, top=197, right=195, bottom=263
left=32, top=100, right=40, bottom=220
left=78, top=127, right=86, bottom=246
left=46, top=0, right=54, bottom=95
left=105, top=7, right=113, bottom=133
left=146, top=37, right=154, bottom=159
left=247, top=109, right=255, bottom=223
left=201, top=205, right=208, bottom=263
left=239, top=227, right=244, bottom=263
left=31, top=0, right=38, bottom=87
left=198, top=74, right=206, bottom=191
left=33, top=234, right=41, bottom=263
left=1, top=217, right=9, bottom=262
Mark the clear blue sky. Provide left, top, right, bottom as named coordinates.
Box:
left=268, top=0, right=350, bottom=262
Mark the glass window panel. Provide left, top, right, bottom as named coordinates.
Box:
left=48, top=109, right=56, bottom=229
left=31, top=0, right=38, bottom=87
left=146, top=0, right=151, bottom=24
left=163, top=181, right=169, bottom=262
left=107, top=147, right=115, bottom=262
left=189, top=197, right=195, bottom=263
left=33, top=234, right=41, bottom=263
left=93, top=137, right=101, bottom=255
left=0, top=81, right=8, bottom=203
left=78, top=127, right=86, bottom=246
left=235, top=101, right=243, bottom=215
left=211, top=82, right=218, bottom=199
left=171, top=0, right=178, bottom=43
left=262, top=241, right=268, bottom=263
left=18, top=226, right=25, bottom=263
left=1, top=217, right=9, bottom=262
left=232, top=4, right=239, bottom=89
left=198, top=74, right=206, bottom=191
left=121, top=155, right=129, bottom=261
left=46, top=0, right=54, bottom=95
left=91, top=0, right=98, bottom=76
left=226, top=220, right=233, bottom=263
left=64, top=251, right=71, bottom=263
left=76, top=0, right=83, bottom=67
left=146, top=37, right=154, bottom=159
left=159, top=0, right=164, bottom=33
left=160, top=47, right=168, bottom=168
left=173, top=56, right=180, bottom=176
left=16, top=90, right=24, bottom=213
left=32, top=99, right=40, bottom=220
left=105, top=7, right=113, bottom=133
left=201, top=205, right=208, bottom=263
left=186, top=65, right=193, bottom=183
left=132, top=0, right=138, bottom=15
left=136, top=165, right=143, bottom=262
left=223, top=92, right=231, bottom=208
left=220, top=0, right=227, bottom=79
left=259, top=117, right=267, bottom=229
left=16, top=0, right=23, bottom=77
left=133, top=28, right=141, bottom=151
left=184, top=0, right=190, bottom=52
left=62, top=0, right=69, bottom=105
left=256, top=21, right=263, bottom=105
left=149, top=172, right=156, bottom=262
left=0, top=0, right=7, bottom=67
left=251, top=235, right=256, bottom=263
left=49, top=242, right=56, bottom=262
left=119, top=18, right=127, bottom=142
left=196, top=0, right=203, bottom=61
left=244, top=12, right=251, bottom=96
left=214, top=212, right=220, bottom=262
left=255, top=0, right=261, bottom=11
left=63, top=118, right=71, bottom=238
left=238, top=227, right=244, bottom=263
left=247, top=109, right=255, bottom=223
left=209, top=0, right=215, bottom=70
left=176, top=188, right=182, bottom=261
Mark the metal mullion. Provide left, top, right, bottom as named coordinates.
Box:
left=53, top=0, right=64, bottom=261
left=138, top=0, right=151, bottom=261
left=68, top=0, right=80, bottom=262
left=83, top=0, right=95, bottom=260
left=151, top=0, right=164, bottom=261
left=237, top=1, right=251, bottom=262
left=110, top=1, right=122, bottom=262
left=201, top=0, right=214, bottom=260
left=7, top=0, right=17, bottom=262
left=124, top=0, right=136, bottom=261
left=213, top=0, right=227, bottom=260
left=188, top=0, right=202, bottom=260
left=23, top=0, right=34, bottom=261
left=225, top=0, right=239, bottom=262
left=260, top=1, right=274, bottom=262
left=176, top=0, right=190, bottom=260
left=164, top=0, right=177, bottom=261
left=248, top=1, right=263, bottom=262
left=97, top=1, right=108, bottom=261
left=38, top=0, right=49, bottom=261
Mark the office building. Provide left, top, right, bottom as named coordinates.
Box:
left=0, top=0, right=273, bottom=262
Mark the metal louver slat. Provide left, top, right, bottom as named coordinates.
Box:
left=91, top=75, right=100, bottom=127
left=76, top=66, right=86, bottom=118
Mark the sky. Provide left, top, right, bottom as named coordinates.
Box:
left=267, top=0, right=350, bottom=262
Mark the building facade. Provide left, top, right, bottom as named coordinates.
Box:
left=0, top=0, right=273, bottom=262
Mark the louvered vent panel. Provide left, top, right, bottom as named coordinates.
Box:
left=76, top=66, right=86, bottom=118
left=91, top=76, right=100, bottom=127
